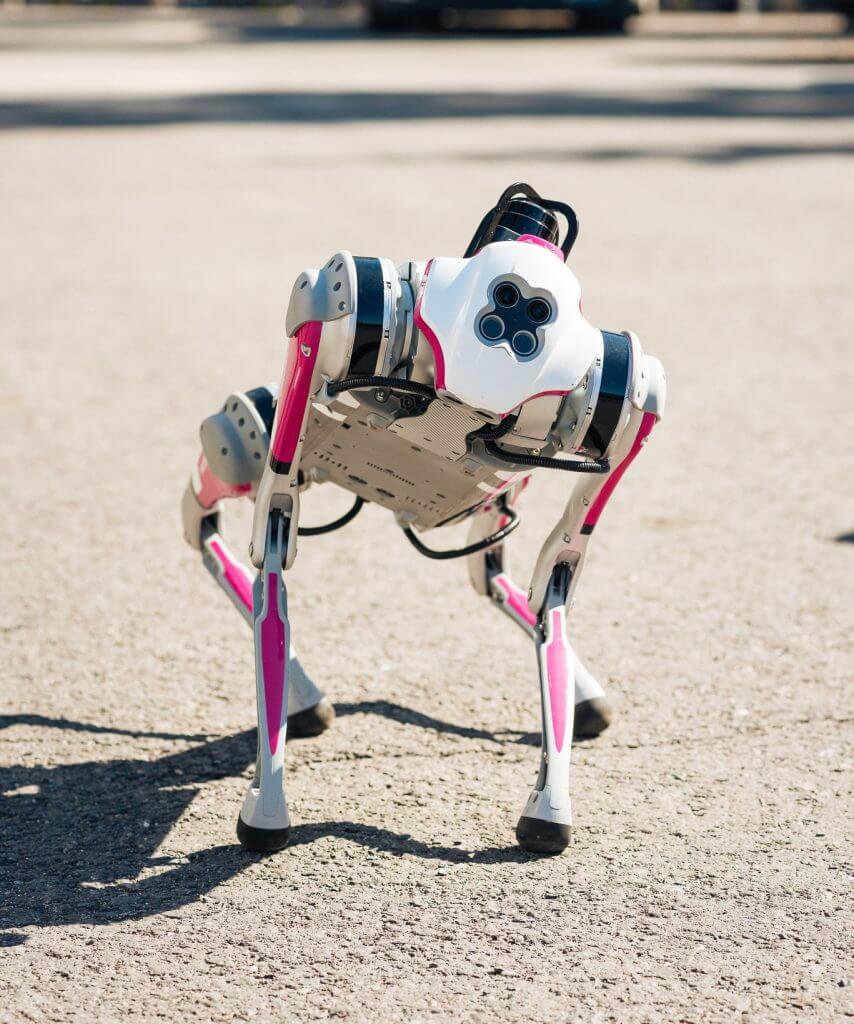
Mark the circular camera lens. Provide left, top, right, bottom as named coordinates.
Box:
left=527, top=298, right=551, bottom=324
left=511, top=330, right=538, bottom=357
left=479, top=314, right=505, bottom=341
left=494, top=282, right=520, bottom=308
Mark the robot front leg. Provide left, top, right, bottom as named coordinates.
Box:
left=514, top=366, right=664, bottom=854
left=237, top=319, right=323, bottom=851
left=237, top=509, right=293, bottom=851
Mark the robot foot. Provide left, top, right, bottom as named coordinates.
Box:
left=287, top=698, right=336, bottom=739
left=573, top=697, right=612, bottom=740
left=237, top=817, right=291, bottom=853
left=515, top=816, right=571, bottom=855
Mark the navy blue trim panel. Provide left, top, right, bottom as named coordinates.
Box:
left=582, top=331, right=631, bottom=460
left=348, top=257, right=385, bottom=376
left=246, top=386, right=276, bottom=434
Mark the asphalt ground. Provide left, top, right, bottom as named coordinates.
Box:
left=0, top=7, right=852, bottom=1022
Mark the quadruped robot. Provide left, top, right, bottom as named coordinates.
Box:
left=181, top=184, right=666, bottom=855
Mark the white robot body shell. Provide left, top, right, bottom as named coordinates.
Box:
left=415, top=241, right=601, bottom=416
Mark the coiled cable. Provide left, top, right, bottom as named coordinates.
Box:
left=475, top=414, right=610, bottom=474
left=326, top=375, right=435, bottom=401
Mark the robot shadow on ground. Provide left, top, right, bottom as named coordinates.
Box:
left=335, top=700, right=541, bottom=746
left=0, top=707, right=541, bottom=941
left=1, top=80, right=851, bottom=130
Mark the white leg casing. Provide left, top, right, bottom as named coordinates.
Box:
left=516, top=566, right=574, bottom=853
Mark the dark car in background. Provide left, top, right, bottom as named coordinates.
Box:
left=367, top=0, right=649, bottom=32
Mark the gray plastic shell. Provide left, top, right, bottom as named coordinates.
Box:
left=285, top=251, right=357, bottom=338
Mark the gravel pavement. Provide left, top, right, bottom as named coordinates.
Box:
left=0, top=8, right=852, bottom=1022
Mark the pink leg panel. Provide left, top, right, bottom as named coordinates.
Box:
left=259, top=572, right=287, bottom=755
left=195, top=454, right=252, bottom=509
left=545, top=609, right=570, bottom=753
left=495, top=574, right=537, bottom=628
left=208, top=538, right=253, bottom=614
left=270, top=321, right=322, bottom=472
left=584, top=411, right=656, bottom=529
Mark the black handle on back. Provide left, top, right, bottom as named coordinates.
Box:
left=464, top=182, right=580, bottom=260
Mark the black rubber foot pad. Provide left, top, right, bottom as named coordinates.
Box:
left=516, top=816, right=570, bottom=855
left=573, top=697, right=612, bottom=740
left=287, top=699, right=336, bottom=740
left=237, top=817, right=291, bottom=853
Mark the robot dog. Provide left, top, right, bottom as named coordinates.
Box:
left=181, top=184, right=666, bottom=855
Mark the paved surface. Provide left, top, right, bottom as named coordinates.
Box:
left=1, top=7, right=852, bottom=1022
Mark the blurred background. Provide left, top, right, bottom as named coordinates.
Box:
left=1, top=0, right=853, bottom=34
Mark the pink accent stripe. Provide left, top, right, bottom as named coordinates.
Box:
left=208, top=539, right=252, bottom=613
left=545, top=609, right=570, bottom=753
left=584, top=411, right=656, bottom=528
left=270, top=320, right=323, bottom=467
left=260, top=572, right=287, bottom=755
left=195, top=454, right=251, bottom=509
left=517, top=233, right=564, bottom=261
left=495, top=574, right=537, bottom=628
left=413, top=259, right=446, bottom=391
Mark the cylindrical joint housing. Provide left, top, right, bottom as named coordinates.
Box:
left=286, top=252, right=415, bottom=384
left=551, top=331, right=635, bottom=460
left=346, top=257, right=414, bottom=378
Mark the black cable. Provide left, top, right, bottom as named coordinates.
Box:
left=298, top=496, right=366, bottom=536
left=476, top=415, right=518, bottom=440
left=326, top=375, right=435, bottom=401
left=483, top=439, right=610, bottom=474
left=402, top=504, right=520, bottom=561
left=473, top=414, right=609, bottom=474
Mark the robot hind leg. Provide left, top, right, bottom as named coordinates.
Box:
left=465, top=483, right=612, bottom=741
left=181, top=387, right=334, bottom=748
left=199, top=521, right=333, bottom=733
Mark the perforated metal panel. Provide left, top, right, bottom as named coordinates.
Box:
left=301, top=398, right=511, bottom=529
left=387, top=399, right=484, bottom=461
